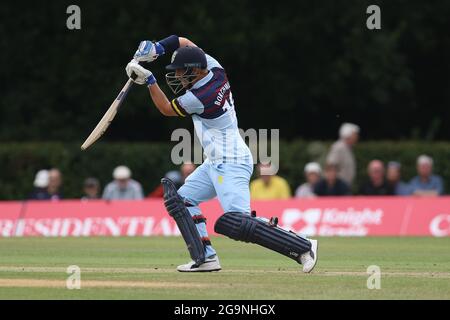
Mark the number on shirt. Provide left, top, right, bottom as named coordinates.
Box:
left=223, top=93, right=235, bottom=112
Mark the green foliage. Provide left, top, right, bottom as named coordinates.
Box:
left=0, top=142, right=172, bottom=200
left=0, top=141, right=448, bottom=200
left=0, top=0, right=449, bottom=142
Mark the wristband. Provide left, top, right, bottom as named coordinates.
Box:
left=146, top=74, right=157, bottom=86
left=154, top=42, right=165, bottom=56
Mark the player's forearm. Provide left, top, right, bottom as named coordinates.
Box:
left=134, top=36, right=198, bottom=64
left=148, top=84, right=176, bottom=117
left=157, top=36, right=197, bottom=55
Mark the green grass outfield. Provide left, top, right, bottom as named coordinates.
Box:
left=0, top=237, right=449, bottom=299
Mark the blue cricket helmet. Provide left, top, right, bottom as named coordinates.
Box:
left=166, top=46, right=207, bottom=71
left=165, top=46, right=208, bottom=94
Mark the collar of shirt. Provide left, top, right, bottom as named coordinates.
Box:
left=338, top=139, right=352, bottom=150
left=190, top=70, right=213, bottom=90
left=414, top=175, right=438, bottom=186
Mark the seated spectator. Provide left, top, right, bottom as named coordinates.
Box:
left=359, top=160, right=393, bottom=195
left=409, top=155, right=444, bottom=196
left=148, top=163, right=195, bottom=198
left=326, top=123, right=360, bottom=187
left=82, top=178, right=101, bottom=200
left=250, top=163, right=291, bottom=200
left=29, top=169, right=51, bottom=200
left=295, top=162, right=322, bottom=198
left=48, top=168, right=63, bottom=200
left=386, top=161, right=411, bottom=195
left=103, top=166, right=144, bottom=200
left=314, top=163, right=351, bottom=196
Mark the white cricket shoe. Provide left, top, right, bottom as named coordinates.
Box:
left=177, top=255, right=222, bottom=272
left=300, top=239, right=319, bottom=273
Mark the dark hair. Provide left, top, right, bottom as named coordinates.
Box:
left=84, top=177, right=100, bottom=188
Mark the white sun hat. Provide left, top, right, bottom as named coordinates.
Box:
left=304, top=162, right=322, bottom=174
left=339, top=123, right=360, bottom=139
left=113, top=166, right=132, bottom=180
left=34, top=170, right=50, bottom=188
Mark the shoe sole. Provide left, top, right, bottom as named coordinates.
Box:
left=304, top=239, right=319, bottom=273
left=177, top=268, right=222, bottom=273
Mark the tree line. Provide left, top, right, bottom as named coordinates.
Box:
left=1, top=0, right=449, bottom=143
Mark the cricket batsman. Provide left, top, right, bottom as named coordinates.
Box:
left=125, top=35, right=318, bottom=272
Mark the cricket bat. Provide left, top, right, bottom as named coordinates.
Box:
left=81, top=78, right=135, bottom=151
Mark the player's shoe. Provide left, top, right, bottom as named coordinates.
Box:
left=300, top=239, right=318, bottom=273
left=177, top=255, right=222, bottom=272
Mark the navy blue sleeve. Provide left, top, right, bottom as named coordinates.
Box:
left=158, top=35, right=180, bottom=55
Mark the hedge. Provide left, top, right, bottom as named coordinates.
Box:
left=0, top=141, right=449, bottom=200
left=3, top=1, right=450, bottom=141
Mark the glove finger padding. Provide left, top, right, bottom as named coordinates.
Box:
left=125, top=61, right=152, bottom=85
left=134, top=41, right=158, bottom=62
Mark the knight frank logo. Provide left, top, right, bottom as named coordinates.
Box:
left=281, top=207, right=384, bottom=236
left=429, top=214, right=450, bottom=237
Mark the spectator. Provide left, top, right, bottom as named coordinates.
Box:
left=326, top=123, right=360, bottom=187
left=48, top=168, right=63, bottom=200
left=295, top=162, right=321, bottom=198
left=314, top=163, right=351, bottom=196
left=250, top=163, right=291, bottom=200
left=103, top=166, right=144, bottom=200
left=29, top=169, right=51, bottom=200
left=386, top=161, right=411, bottom=195
left=82, top=178, right=101, bottom=200
left=359, top=160, right=393, bottom=195
left=148, top=170, right=183, bottom=198
left=409, top=155, right=444, bottom=196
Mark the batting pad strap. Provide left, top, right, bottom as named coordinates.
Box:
left=192, top=215, right=207, bottom=224
left=201, top=237, right=212, bottom=246
left=214, top=212, right=312, bottom=263
left=162, top=178, right=205, bottom=265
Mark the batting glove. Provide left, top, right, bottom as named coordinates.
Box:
left=134, top=40, right=165, bottom=63
left=125, top=60, right=156, bottom=86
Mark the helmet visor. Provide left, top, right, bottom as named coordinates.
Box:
left=165, top=68, right=198, bottom=95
